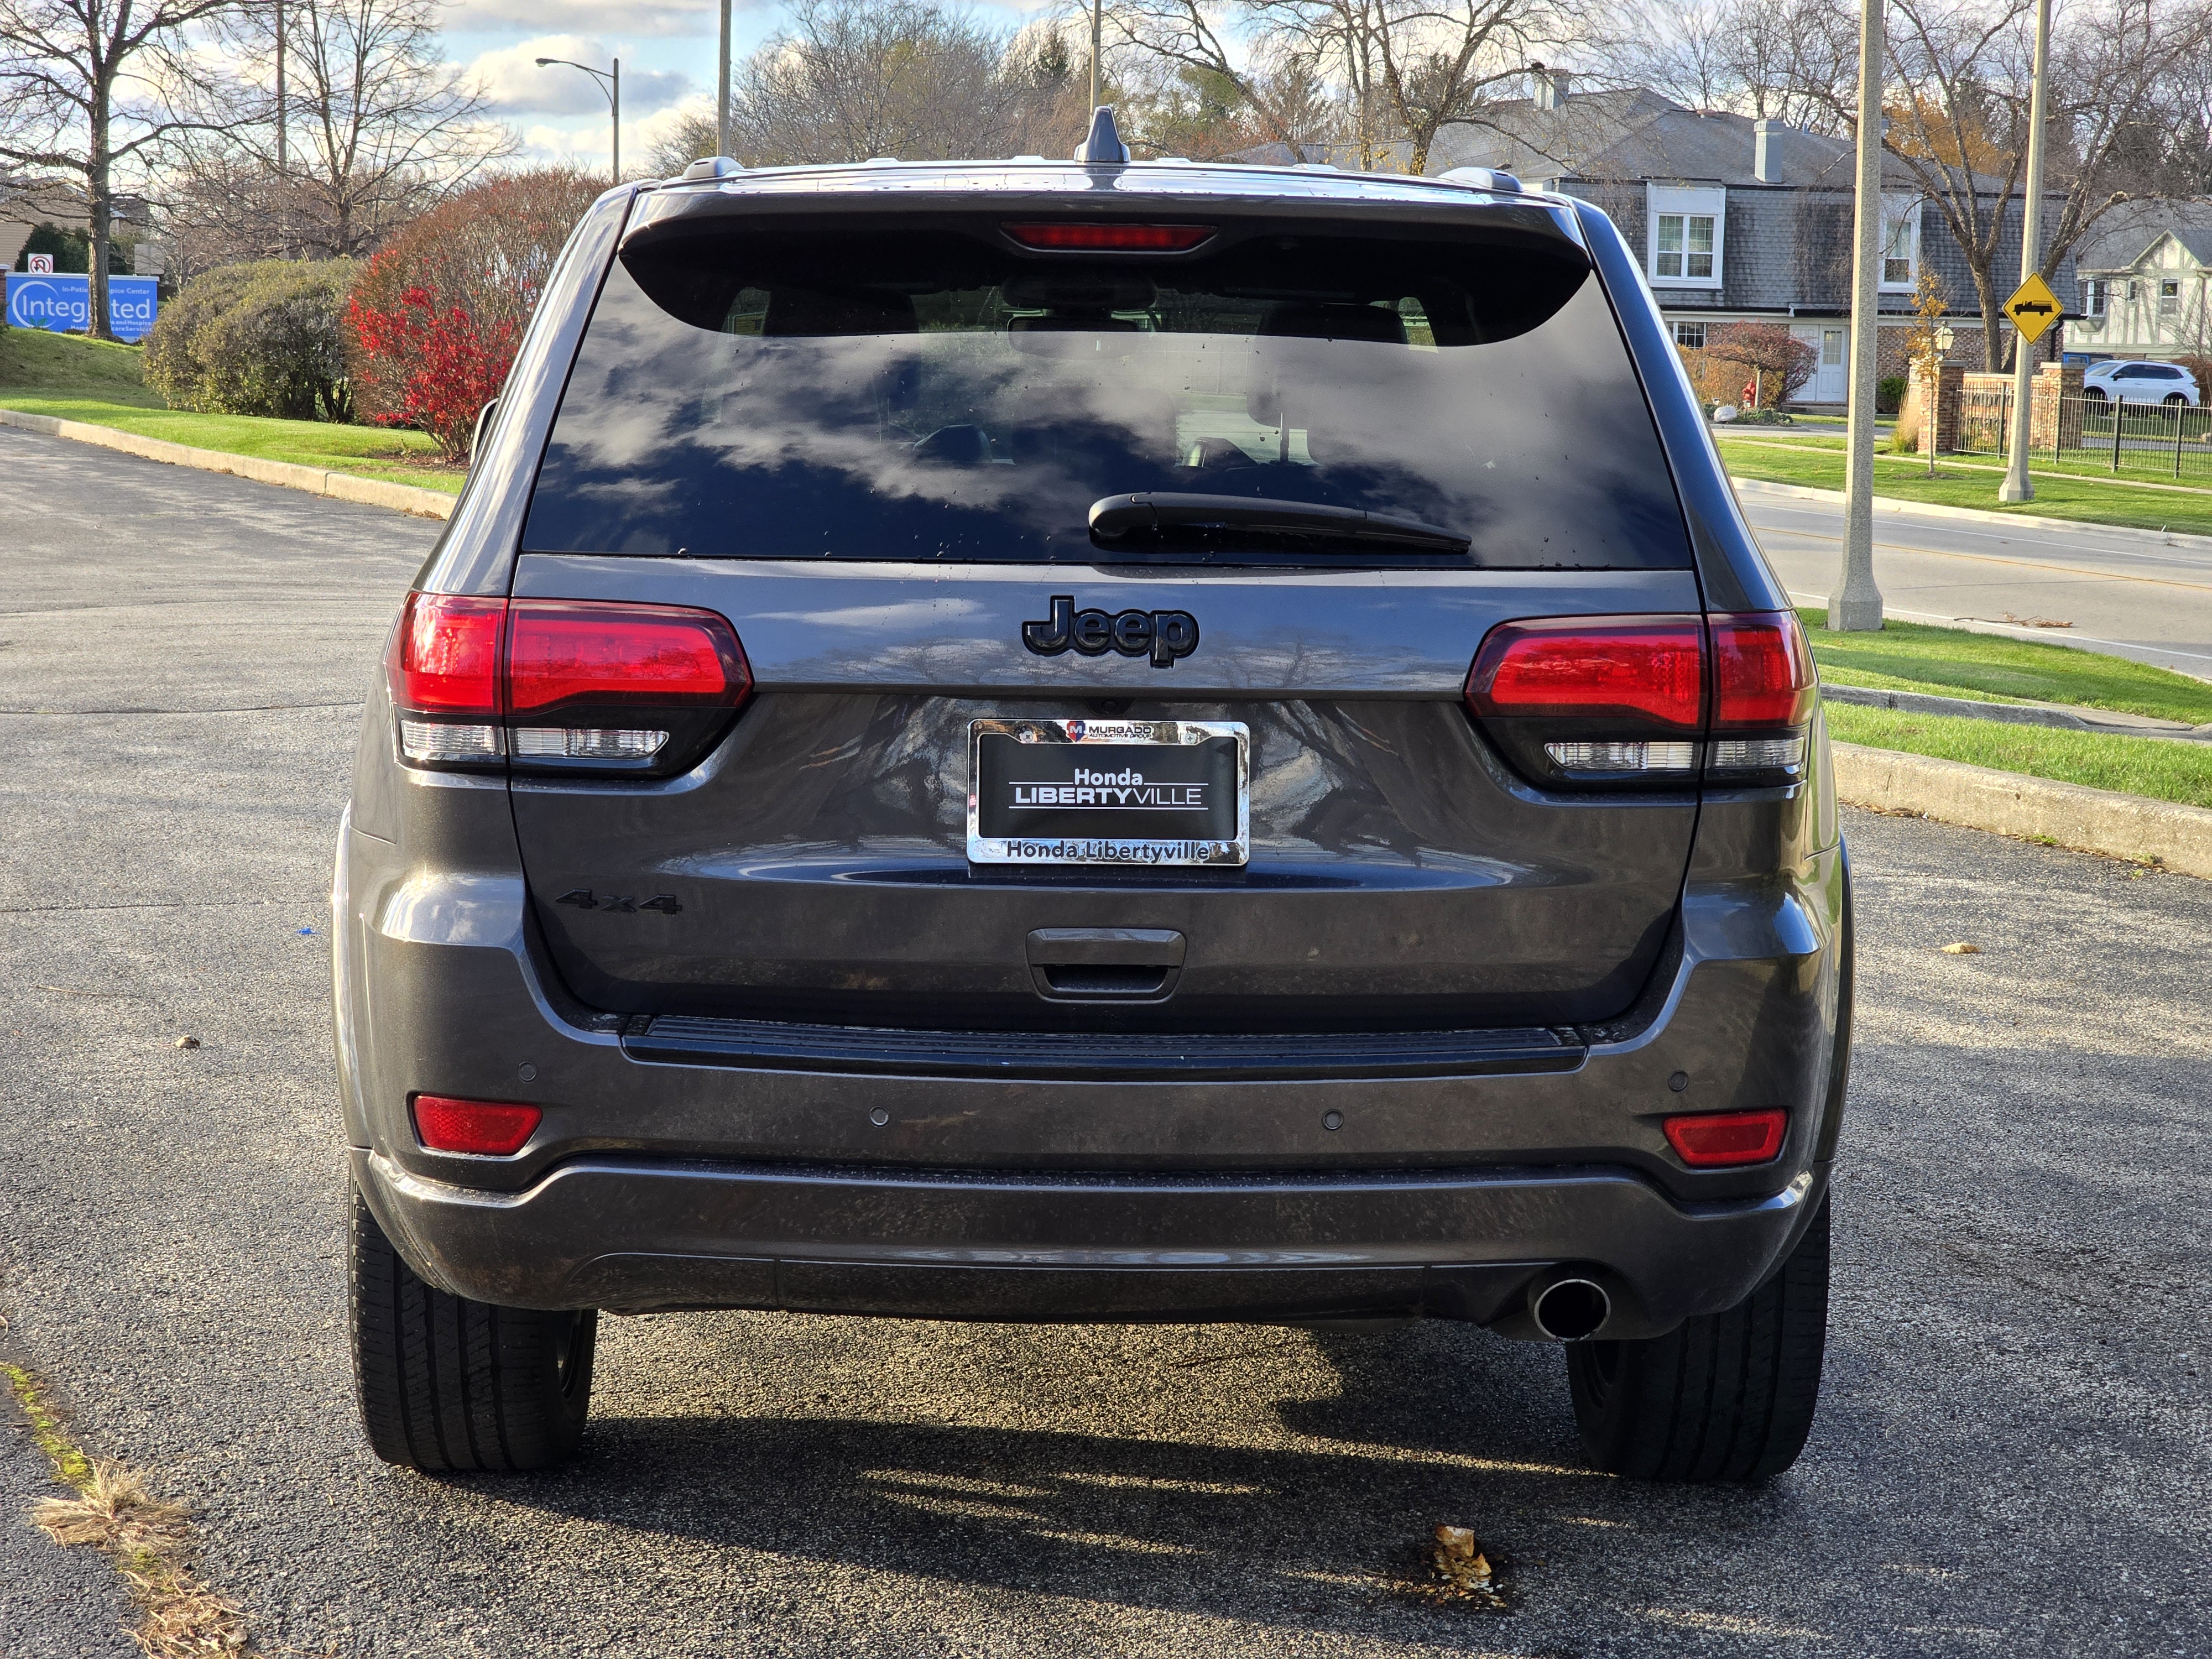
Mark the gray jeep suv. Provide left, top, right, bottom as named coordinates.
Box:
left=336, top=134, right=1848, bottom=1483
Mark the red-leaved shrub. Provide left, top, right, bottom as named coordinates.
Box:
left=346, top=169, right=605, bottom=461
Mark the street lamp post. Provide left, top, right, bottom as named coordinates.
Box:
left=1089, top=0, right=1104, bottom=112
left=1999, top=0, right=2054, bottom=503
left=536, top=55, right=621, bottom=182
left=1829, top=0, right=1887, bottom=631
left=717, top=0, right=733, bottom=158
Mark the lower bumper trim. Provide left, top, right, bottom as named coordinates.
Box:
left=354, top=1150, right=1822, bottom=1338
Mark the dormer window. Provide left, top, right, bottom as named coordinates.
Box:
left=1646, top=185, right=1725, bottom=289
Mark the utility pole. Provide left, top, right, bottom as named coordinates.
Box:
left=1829, top=0, right=1887, bottom=632
left=274, top=0, right=286, bottom=257
left=1089, top=0, right=1103, bottom=112
left=612, top=59, right=620, bottom=182
left=717, top=0, right=733, bottom=157
left=1999, top=0, right=2054, bottom=503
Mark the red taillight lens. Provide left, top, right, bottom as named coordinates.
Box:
left=1465, top=616, right=1706, bottom=728
left=1663, top=1108, right=1787, bottom=1168
left=411, top=1094, right=542, bottom=1156
left=1003, top=221, right=1215, bottom=252
left=505, top=601, right=750, bottom=716
left=1711, top=612, right=1818, bottom=730
left=390, top=593, right=505, bottom=713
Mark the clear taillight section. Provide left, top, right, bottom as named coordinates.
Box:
left=1464, top=611, right=1818, bottom=790
left=388, top=593, right=752, bottom=776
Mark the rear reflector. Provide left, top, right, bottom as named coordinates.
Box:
left=411, top=1094, right=542, bottom=1156
left=507, top=601, right=747, bottom=714
left=1711, top=612, right=1818, bottom=730
left=1003, top=222, right=1215, bottom=252
left=1663, top=1108, right=1787, bottom=1167
left=392, top=593, right=505, bottom=713
left=1466, top=617, right=1705, bottom=729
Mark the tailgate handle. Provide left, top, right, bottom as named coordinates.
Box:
left=1026, top=928, right=1186, bottom=967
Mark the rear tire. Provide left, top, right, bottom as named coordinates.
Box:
left=350, top=1187, right=597, bottom=1471
left=1566, top=1195, right=1829, bottom=1481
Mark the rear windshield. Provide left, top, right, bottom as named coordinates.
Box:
left=522, top=215, right=1691, bottom=568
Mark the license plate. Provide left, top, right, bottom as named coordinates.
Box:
left=967, top=719, right=1249, bottom=867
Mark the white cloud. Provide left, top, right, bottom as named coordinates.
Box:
left=468, top=35, right=691, bottom=116
left=445, top=0, right=734, bottom=37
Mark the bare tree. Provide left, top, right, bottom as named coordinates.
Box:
left=168, top=0, right=511, bottom=272
left=1124, top=0, right=1571, bottom=173
left=0, top=0, right=240, bottom=337
left=1579, top=0, right=1851, bottom=133
left=713, top=0, right=1061, bottom=166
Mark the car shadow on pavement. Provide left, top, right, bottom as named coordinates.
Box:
left=459, top=1318, right=1815, bottom=1634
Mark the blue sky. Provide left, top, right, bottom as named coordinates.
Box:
left=444, top=0, right=1049, bottom=171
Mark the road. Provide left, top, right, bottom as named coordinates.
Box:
left=1, top=426, right=2208, bottom=1658
left=1738, top=478, right=2212, bottom=679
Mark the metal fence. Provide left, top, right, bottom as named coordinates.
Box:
left=1952, top=385, right=2212, bottom=482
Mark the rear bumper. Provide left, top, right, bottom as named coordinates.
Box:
left=353, top=1145, right=1827, bottom=1337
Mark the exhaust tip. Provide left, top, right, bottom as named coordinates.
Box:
left=1531, top=1277, right=1610, bottom=1342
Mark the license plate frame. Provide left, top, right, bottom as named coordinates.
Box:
left=967, top=718, right=1249, bottom=867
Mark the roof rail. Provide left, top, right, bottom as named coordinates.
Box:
left=680, top=155, right=743, bottom=180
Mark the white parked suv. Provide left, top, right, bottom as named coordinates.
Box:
left=2083, top=360, right=2200, bottom=406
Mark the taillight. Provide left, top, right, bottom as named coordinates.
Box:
left=387, top=594, right=752, bottom=775
left=1707, top=612, right=1818, bottom=784
left=411, top=1094, right=542, bottom=1157
left=1663, top=1107, right=1787, bottom=1167
left=390, top=593, right=505, bottom=763
left=1463, top=611, right=1818, bottom=790
left=1465, top=616, right=1705, bottom=787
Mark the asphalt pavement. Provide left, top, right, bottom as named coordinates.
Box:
left=1739, top=478, right=2212, bottom=678
left=1, top=426, right=2208, bottom=1657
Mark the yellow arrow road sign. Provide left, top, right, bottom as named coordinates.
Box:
left=2002, top=273, right=2062, bottom=344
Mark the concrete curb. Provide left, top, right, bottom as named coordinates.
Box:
left=0, top=406, right=456, bottom=520
left=1822, top=682, right=2212, bottom=742
left=1731, top=475, right=2212, bottom=552
left=1833, top=740, right=2212, bottom=878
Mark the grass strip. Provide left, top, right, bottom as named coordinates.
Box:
left=3, top=1360, right=251, bottom=1656
left=1826, top=703, right=2212, bottom=808
left=1796, top=609, right=2212, bottom=723
left=2, top=328, right=462, bottom=494
left=1719, top=439, right=2212, bottom=538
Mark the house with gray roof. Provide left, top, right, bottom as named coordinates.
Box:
left=1423, top=71, right=2074, bottom=403
left=2068, top=218, right=2212, bottom=362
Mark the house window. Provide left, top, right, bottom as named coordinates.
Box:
left=1647, top=184, right=1726, bottom=286
left=2161, top=280, right=2180, bottom=316
left=1883, top=218, right=1913, bottom=286
left=1656, top=214, right=1715, bottom=280
left=1673, top=320, right=1707, bottom=348
left=2084, top=280, right=2106, bottom=316
left=1822, top=330, right=1844, bottom=367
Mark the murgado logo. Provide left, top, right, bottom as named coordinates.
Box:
left=1022, top=596, right=1199, bottom=669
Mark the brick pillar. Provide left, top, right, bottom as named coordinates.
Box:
left=2034, top=361, right=2084, bottom=452
left=1914, top=360, right=1966, bottom=455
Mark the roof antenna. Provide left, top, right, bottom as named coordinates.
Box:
left=1074, top=106, right=1131, bottom=165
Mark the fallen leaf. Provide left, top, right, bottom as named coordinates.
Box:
left=1434, top=1525, right=1477, bottom=1561
left=1939, top=942, right=1981, bottom=955
left=173, top=1035, right=201, bottom=1049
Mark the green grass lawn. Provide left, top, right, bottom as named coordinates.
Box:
left=1720, top=434, right=2212, bottom=538
left=0, top=327, right=461, bottom=493
left=1828, top=703, right=2212, bottom=808
left=1797, top=608, right=2212, bottom=723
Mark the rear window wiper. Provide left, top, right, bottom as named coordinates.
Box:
left=1089, top=492, right=1470, bottom=554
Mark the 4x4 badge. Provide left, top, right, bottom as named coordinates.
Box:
left=1021, top=596, right=1200, bottom=669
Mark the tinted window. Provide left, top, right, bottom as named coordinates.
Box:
left=523, top=218, right=1691, bottom=567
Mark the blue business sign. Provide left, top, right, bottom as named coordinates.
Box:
left=5, top=273, right=160, bottom=341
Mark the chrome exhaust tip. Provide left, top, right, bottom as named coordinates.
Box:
left=1530, top=1276, right=1611, bottom=1342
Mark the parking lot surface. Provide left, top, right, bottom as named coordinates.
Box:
left=1, top=427, right=2207, bottom=1657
